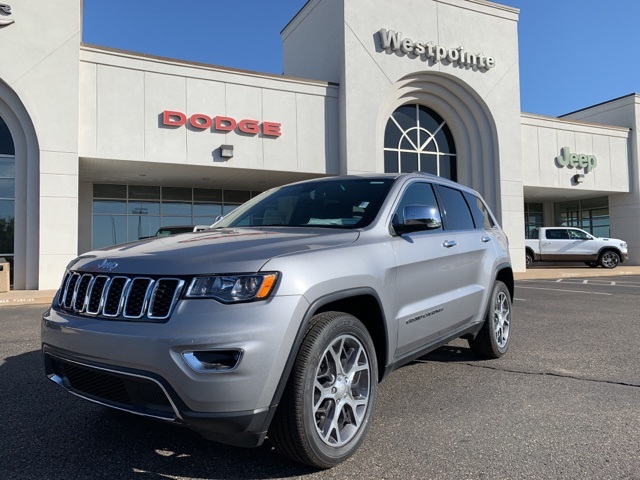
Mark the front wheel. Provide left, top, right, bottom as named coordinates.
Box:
left=269, top=312, right=377, bottom=468
left=468, top=281, right=512, bottom=359
left=599, top=251, right=620, bottom=269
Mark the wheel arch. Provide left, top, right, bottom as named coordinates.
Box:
left=266, top=288, right=389, bottom=426
left=495, top=263, right=514, bottom=300
left=312, top=291, right=388, bottom=382
left=597, top=246, right=622, bottom=258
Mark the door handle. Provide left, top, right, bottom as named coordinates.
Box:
left=443, top=240, right=457, bottom=248
left=481, top=236, right=491, bottom=243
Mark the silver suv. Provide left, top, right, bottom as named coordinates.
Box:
left=42, top=173, right=513, bottom=468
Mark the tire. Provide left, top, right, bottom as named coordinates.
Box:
left=525, top=251, right=533, bottom=268
left=599, top=251, right=620, bottom=269
left=468, top=281, right=512, bottom=359
left=269, top=312, right=377, bottom=468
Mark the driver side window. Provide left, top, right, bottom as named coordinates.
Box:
left=394, top=182, right=442, bottom=231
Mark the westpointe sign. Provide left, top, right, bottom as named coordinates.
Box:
left=162, top=110, right=282, bottom=138
left=378, top=28, right=495, bottom=71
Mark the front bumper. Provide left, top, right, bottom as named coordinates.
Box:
left=41, top=294, right=309, bottom=446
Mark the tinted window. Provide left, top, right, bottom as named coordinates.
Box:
left=436, top=186, right=474, bottom=230
left=545, top=229, right=569, bottom=240
left=393, top=182, right=442, bottom=231
left=464, top=192, right=495, bottom=229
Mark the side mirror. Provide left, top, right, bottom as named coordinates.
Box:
left=393, top=205, right=443, bottom=234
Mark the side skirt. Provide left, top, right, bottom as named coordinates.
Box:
left=381, top=322, right=482, bottom=381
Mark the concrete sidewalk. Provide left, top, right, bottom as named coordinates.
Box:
left=514, top=264, right=640, bottom=280
left=1, top=265, right=639, bottom=306
left=0, top=289, right=57, bottom=307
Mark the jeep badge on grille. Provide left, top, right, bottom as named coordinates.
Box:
left=97, top=260, right=118, bottom=271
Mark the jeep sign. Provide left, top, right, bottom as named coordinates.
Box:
left=555, top=147, right=598, bottom=173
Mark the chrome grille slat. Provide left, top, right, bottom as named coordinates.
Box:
left=74, top=274, right=94, bottom=312
left=63, top=273, right=81, bottom=309
left=149, top=279, right=185, bottom=320
left=103, top=277, right=130, bottom=317
left=86, top=275, right=110, bottom=315
left=123, top=278, right=154, bottom=319
left=57, top=273, right=183, bottom=322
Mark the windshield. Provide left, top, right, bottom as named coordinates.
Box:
left=215, top=178, right=395, bottom=229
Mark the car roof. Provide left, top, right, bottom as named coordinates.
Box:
left=285, top=173, right=480, bottom=196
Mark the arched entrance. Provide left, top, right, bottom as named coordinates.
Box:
left=0, top=115, right=15, bottom=287
left=0, top=79, right=40, bottom=290
left=378, top=72, right=501, bottom=219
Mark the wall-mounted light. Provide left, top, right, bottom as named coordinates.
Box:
left=220, top=144, right=234, bottom=159
left=572, top=173, right=585, bottom=184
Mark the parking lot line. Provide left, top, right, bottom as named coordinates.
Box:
left=516, top=286, right=612, bottom=295
left=536, top=278, right=640, bottom=288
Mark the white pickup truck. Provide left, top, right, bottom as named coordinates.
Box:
left=525, top=227, right=628, bottom=269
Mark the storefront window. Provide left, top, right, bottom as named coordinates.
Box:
left=0, top=116, right=15, bottom=287
left=383, top=104, right=457, bottom=181
left=524, top=203, right=543, bottom=239
left=554, top=197, right=609, bottom=237
left=92, top=184, right=257, bottom=248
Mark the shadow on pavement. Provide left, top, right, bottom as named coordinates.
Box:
left=0, top=350, right=318, bottom=480
left=421, top=344, right=478, bottom=363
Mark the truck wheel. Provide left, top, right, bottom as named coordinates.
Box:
left=269, top=312, right=377, bottom=468
left=468, top=281, right=511, bottom=359
left=525, top=251, right=533, bottom=268
left=599, top=251, right=620, bottom=269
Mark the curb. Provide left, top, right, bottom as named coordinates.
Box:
left=0, top=290, right=56, bottom=307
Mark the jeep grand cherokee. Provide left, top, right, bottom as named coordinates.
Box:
left=42, top=173, right=513, bottom=468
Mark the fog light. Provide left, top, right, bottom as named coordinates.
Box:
left=182, top=350, right=242, bottom=372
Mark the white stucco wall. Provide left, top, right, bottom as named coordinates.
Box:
left=79, top=47, right=340, bottom=177
left=521, top=113, right=630, bottom=192
left=0, top=0, right=81, bottom=289
left=282, top=0, right=345, bottom=85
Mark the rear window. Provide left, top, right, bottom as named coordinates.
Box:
left=545, top=229, right=568, bottom=240
left=463, top=192, right=495, bottom=230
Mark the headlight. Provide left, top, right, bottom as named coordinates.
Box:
left=621, top=242, right=627, bottom=249
left=185, top=272, right=279, bottom=303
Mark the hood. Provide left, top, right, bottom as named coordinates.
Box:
left=69, top=227, right=360, bottom=276
left=596, top=236, right=626, bottom=244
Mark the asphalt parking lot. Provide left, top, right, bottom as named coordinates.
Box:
left=1, top=277, right=639, bottom=480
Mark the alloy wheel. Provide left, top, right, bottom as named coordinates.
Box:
left=313, top=334, right=371, bottom=447
left=493, top=291, right=510, bottom=349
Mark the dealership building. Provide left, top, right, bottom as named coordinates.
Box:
left=1, top=0, right=639, bottom=290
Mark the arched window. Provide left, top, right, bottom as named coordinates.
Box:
left=384, top=104, right=457, bottom=180
left=0, top=115, right=15, bottom=287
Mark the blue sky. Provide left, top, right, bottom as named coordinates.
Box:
left=83, top=0, right=640, bottom=117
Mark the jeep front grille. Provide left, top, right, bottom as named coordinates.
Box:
left=58, top=272, right=184, bottom=321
